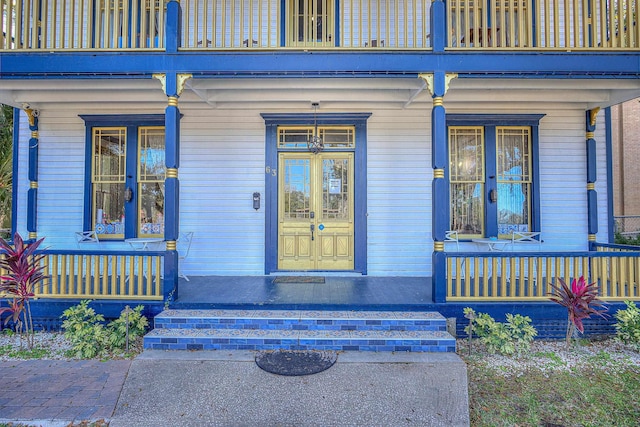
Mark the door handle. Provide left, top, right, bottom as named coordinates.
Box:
left=310, top=224, right=315, bottom=241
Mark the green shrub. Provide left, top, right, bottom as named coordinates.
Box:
left=464, top=308, right=537, bottom=356
left=614, top=231, right=640, bottom=246
left=61, top=300, right=108, bottom=359
left=614, top=301, right=640, bottom=349
left=106, top=305, right=149, bottom=350
left=61, top=300, right=149, bottom=358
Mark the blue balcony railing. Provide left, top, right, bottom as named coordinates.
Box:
left=0, top=1, right=637, bottom=51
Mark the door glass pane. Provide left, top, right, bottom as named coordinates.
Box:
left=449, top=127, right=484, bottom=236
left=322, top=158, right=349, bottom=220
left=283, top=158, right=311, bottom=219
left=138, top=127, right=165, bottom=237
left=92, top=127, right=126, bottom=238
left=279, top=127, right=314, bottom=149
left=319, top=127, right=355, bottom=148
left=497, top=126, right=531, bottom=236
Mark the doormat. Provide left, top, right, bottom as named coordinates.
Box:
left=272, top=276, right=325, bottom=284
left=255, top=350, right=338, bottom=376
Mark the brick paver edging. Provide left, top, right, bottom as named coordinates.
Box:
left=0, top=359, right=131, bottom=423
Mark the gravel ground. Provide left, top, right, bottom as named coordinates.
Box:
left=2, top=331, right=639, bottom=374
left=457, top=337, right=640, bottom=375
left=0, top=331, right=142, bottom=361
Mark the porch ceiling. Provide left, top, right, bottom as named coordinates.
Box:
left=0, top=77, right=638, bottom=112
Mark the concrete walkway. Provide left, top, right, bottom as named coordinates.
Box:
left=1, top=352, right=470, bottom=427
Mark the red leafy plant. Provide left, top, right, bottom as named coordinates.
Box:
left=0, top=233, right=48, bottom=349
left=548, top=276, right=608, bottom=347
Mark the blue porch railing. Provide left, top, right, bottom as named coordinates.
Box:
left=446, top=243, right=640, bottom=302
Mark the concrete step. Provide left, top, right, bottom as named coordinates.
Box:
left=144, top=309, right=456, bottom=352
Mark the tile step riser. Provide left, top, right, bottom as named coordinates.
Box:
left=143, top=328, right=456, bottom=353
left=153, top=320, right=447, bottom=332
left=143, top=338, right=456, bottom=353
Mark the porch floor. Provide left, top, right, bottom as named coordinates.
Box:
left=172, top=276, right=435, bottom=311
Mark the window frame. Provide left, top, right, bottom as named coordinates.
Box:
left=80, top=114, right=165, bottom=240
left=446, top=114, right=544, bottom=239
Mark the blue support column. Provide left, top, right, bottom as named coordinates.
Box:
left=155, top=72, right=191, bottom=301
left=430, top=0, right=446, bottom=52
left=166, top=0, right=181, bottom=53
left=586, top=108, right=600, bottom=250
left=420, top=72, right=457, bottom=303
left=25, top=107, right=39, bottom=241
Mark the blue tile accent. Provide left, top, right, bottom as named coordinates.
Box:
left=144, top=309, right=456, bottom=353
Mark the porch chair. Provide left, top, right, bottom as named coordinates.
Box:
left=445, top=230, right=465, bottom=279
left=444, top=230, right=460, bottom=251
left=177, top=232, right=194, bottom=281
left=510, top=231, right=542, bottom=250
left=75, top=230, right=110, bottom=279
left=75, top=230, right=100, bottom=248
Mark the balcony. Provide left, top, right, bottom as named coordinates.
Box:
left=0, top=0, right=638, bottom=52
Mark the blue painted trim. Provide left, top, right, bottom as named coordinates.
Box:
left=27, top=188, right=37, bottom=232
left=334, top=0, right=340, bottom=47
left=1, top=52, right=640, bottom=79
left=79, top=115, right=166, bottom=237
left=261, top=112, right=372, bottom=274
left=446, top=114, right=546, bottom=126
left=446, top=114, right=545, bottom=236
left=432, top=0, right=445, bottom=52
left=280, top=0, right=286, bottom=47
left=27, top=115, right=38, bottom=235
left=264, top=122, right=279, bottom=273
left=531, top=122, right=541, bottom=233
left=125, top=126, right=139, bottom=238
left=166, top=1, right=181, bottom=53
left=354, top=120, right=367, bottom=274
left=79, top=115, right=165, bottom=126
left=605, top=107, right=614, bottom=242
left=11, top=108, right=19, bottom=237
left=82, top=124, right=93, bottom=231
left=484, top=126, right=497, bottom=237
left=586, top=109, right=598, bottom=238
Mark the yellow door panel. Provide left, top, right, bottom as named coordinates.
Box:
left=335, top=235, right=350, bottom=257
left=278, top=151, right=354, bottom=271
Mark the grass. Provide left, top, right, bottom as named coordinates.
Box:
left=0, top=344, right=52, bottom=359
left=462, top=342, right=640, bottom=427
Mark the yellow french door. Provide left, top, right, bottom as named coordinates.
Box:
left=278, top=152, right=354, bottom=270
left=289, top=0, right=334, bottom=47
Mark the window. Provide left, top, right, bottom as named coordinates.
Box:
left=277, top=126, right=355, bottom=149
left=290, top=0, right=334, bottom=47
left=447, top=114, right=543, bottom=239
left=81, top=115, right=165, bottom=240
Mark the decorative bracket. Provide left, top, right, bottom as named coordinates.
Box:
left=153, top=73, right=166, bottom=95
left=418, top=73, right=458, bottom=97
left=177, top=73, right=193, bottom=96
left=22, top=106, right=39, bottom=127
left=589, top=107, right=601, bottom=127
left=153, top=73, right=192, bottom=97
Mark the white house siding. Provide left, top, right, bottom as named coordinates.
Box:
left=14, top=99, right=612, bottom=277
left=179, top=109, right=266, bottom=275
left=537, top=105, right=591, bottom=251
left=366, top=108, right=432, bottom=276
left=31, top=110, right=87, bottom=249
left=595, top=114, right=610, bottom=243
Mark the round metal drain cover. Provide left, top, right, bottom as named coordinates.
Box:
left=255, top=350, right=338, bottom=376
